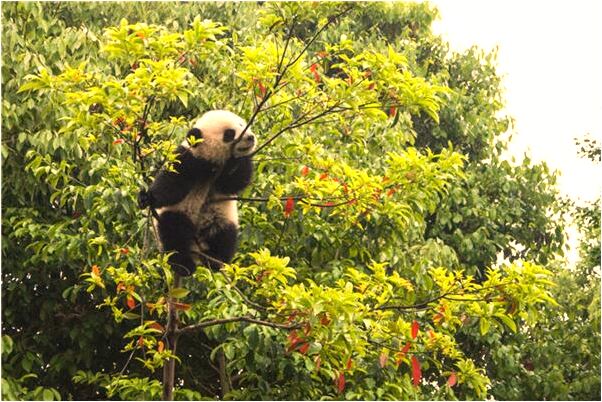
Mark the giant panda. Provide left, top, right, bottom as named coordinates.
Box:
left=138, top=110, right=256, bottom=276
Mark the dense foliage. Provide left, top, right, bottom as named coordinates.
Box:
left=1, top=2, right=597, bottom=400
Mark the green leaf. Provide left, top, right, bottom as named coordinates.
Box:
left=169, top=287, right=189, bottom=299
left=479, top=318, right=490, bottom=336
left=1, top=335, right=14, bottom=356
left=123, top=312, right=141, bottom=320
left=494, top=313, right=517, bottom=333
left=42, top=389, right=54, bottom=401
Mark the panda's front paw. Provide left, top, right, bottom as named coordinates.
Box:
left=137, top=189, right=154, bottom=209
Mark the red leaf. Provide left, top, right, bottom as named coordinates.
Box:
left=120, top=247, right=129, bottom=255
left=149, top=322, right=165, bottom=332
left=287, top=330, right=302, bottom=351
left=389, top=105, right=397, bottom=117
left=301, top=165, right=310, bottom=176
left=314, top=355, right=322, bottom=371
left=447, top=371, right=457, bottom=387
left=378, top=351, right=388, bottom=368
left=319, top=172, right=329, bottom=180
left=309, top=63, right=318, bottom=73
left=411, top=320, right=419, bottom=339
left=335, top=372, right=345, bottom=393
left=91, top=265, right=100, bottom=276
left=395, top=342, right=412, bottom=366
left=298, top=342, right=310, bottom=355
left=287, top=311, right=297, bottom=323
left=137, top=337, right=144, bottom=347
left=319, top=313, right=331, bottom=326
left=126, top=295, right=136, bottom=310
left=284, top=197, right=295, bottom=217
left=346, top=358, right=353, bottom=370
left=258, top=80, right=266, bottom=97
left=157, top=340, right=165, bottom=353
left=116, top=282, right=126, bottom=293
left=401, top=341, right=412, bottom=354
left=411, top=355, right=421, bottom=387
left=112, top=138, right=125, bottom=145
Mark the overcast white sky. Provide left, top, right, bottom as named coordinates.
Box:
left=428, top=0, right=602, bottom=204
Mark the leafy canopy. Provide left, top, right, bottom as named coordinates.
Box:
left=2, top=2, right=573, bottom=400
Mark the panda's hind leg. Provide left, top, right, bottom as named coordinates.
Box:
left=200, top=223, right=238, bottom=271
left=157, top=211, right=197, bottom=276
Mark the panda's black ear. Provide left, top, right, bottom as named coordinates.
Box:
left=187, top=127, right=203, bottom=140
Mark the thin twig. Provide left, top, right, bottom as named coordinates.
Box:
left=374, top=287, right=459, bottom=311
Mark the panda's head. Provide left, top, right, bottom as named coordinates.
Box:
left=184, top=110, right=256, bottom=163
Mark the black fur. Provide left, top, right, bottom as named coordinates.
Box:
left=223, top=128, right=236, bottom=142
left=140, top=146, right=219, bottom=209
left=214, top=156, right=253, bottom=194
left=197, top=223, right=238, bottom=271
left=157, top=211, right=197, bottom=276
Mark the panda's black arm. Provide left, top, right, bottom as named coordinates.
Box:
left=139, top=146, right=220, bottom=209
left=214, top=156, right=253, bottom=194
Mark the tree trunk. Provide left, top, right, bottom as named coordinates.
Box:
left=217, top=349, right=231, bottom=398
left=162, top=274, right=181, bottom=401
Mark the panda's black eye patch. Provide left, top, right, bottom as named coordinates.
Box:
left=223, top=128, right=236, bottom=142
left=187, top=128, right=203, bottom=140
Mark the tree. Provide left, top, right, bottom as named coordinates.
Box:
left=478, top=137, right=600, bottom=400
left=2, top=2, right=577, bottom=400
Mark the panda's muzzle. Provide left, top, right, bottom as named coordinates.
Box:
left=236, top=133, right=256, bottom=153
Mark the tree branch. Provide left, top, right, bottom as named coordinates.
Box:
left=237, top=5, right=354, bottom=146
left=177, top=316, right=301, bottom=336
